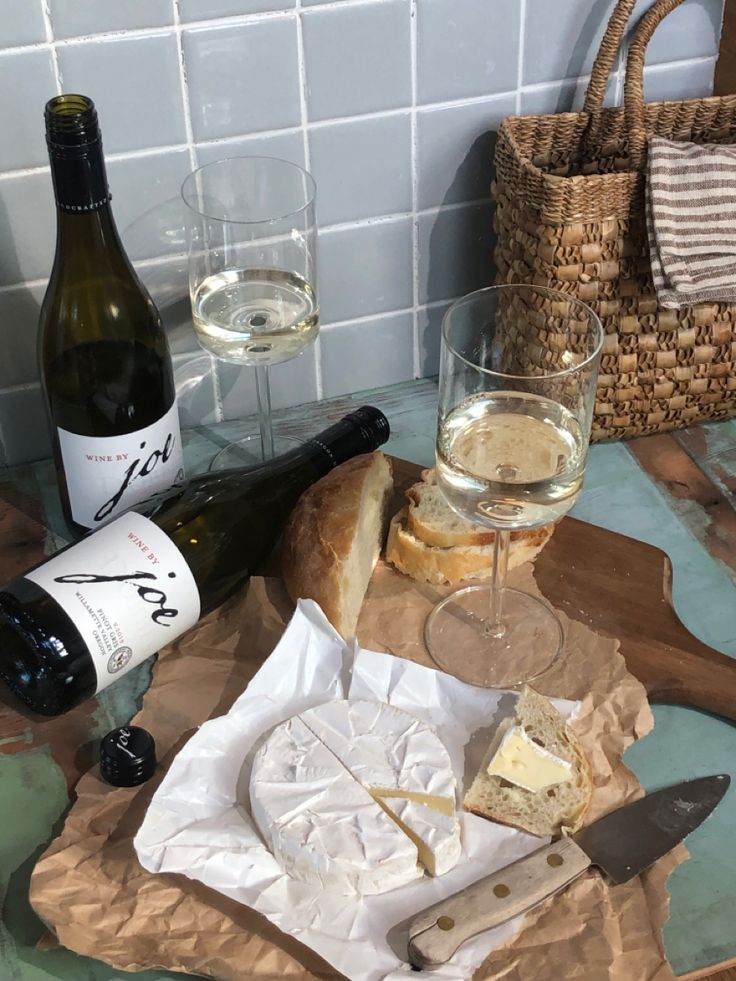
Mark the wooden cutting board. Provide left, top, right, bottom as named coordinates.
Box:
left=392, top=457, right=736, bottom=721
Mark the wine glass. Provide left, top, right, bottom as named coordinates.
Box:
left=425, top=284, right=604, bottom=688
left=182, top=156, right=318, bottom=468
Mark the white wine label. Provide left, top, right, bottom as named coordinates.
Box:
left=57, top=402, right=185, bottom=529
left=26, top=512, right=200, bottom=693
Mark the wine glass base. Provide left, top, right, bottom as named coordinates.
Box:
left=425, top=585, right=563, bottom=688
left=209, top=433, right=305, bottom=471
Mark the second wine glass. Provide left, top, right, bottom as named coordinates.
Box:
left=425, top=284, right=603, bottom=688
left=182, top=156, right=318, bottom=467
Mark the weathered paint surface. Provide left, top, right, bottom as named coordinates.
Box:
left=1, top=377, right=735, bottom=979
left=0, top=745, right=194, bottom=980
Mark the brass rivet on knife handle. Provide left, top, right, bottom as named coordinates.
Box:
left=407, top=838, right=592, bottom=970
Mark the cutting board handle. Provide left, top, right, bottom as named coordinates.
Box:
left=532, top=515, right=736, bottom=722
left=644, top=631, right=736, bottom=721
left=635, top=554, right=736, bottom=720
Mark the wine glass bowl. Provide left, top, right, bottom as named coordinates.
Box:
left=426, top=284, right=603, bottom=689
left=181, top=156, right=318, bottom=466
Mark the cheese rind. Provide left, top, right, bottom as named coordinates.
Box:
left=486, top=724, right=572, bottom=793
left=250, top=716, right=421, bottom=895
left=377, top=796, right=461, bottom=876
left=299, top=699, right=456, bottom=808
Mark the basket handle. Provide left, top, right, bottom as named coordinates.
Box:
left=624, top=0, right=687, bottom=166
left=583, top=0, right=638, bottom=114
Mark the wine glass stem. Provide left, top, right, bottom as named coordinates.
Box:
left=254, top=363, right=275, bottom=461
left=485, top=528, right=511, bottom=639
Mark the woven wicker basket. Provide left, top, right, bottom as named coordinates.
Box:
left=494, top=0, right=736, bottom=441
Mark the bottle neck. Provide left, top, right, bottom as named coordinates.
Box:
left=48, top=140, right=126, bottom=266
left=48, top=137, right=110, bottom=215
left=304, top=407, right=391, bottom=475
left=221, top=407, right=390, bottom=483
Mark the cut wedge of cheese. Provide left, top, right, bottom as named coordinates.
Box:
left=376, top=796, right=461, bottom=877
left=367, top=787, right=455, bottom=817
left=249, top=700, right=460, bottom=895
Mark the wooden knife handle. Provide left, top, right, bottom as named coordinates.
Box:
left=407, top=837, right=591, bottom=970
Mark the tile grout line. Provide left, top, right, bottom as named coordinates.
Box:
left=323, top=305, right=415, bottom=331
left=295, top=1, right=311, bottom=174
left=199, top=124, right=303, bottom=145
left=321, top=296, right=457, bottom=331
left=409, top=0, right=420, bottom=378
left=515, top=0, right=527, bottom=114
left=308, top=105, right=410, bottom=129
left=40, top=0, right=62, bottom=92
left=615, top=63, right=624, bottom=107
left=45, top=11, right=296, bottom=48
left=645, top=53, right=716, bottom=76
left=295, top=1, right=311, bottom=173
left=171, top=0, right=225, bottom=422
left=0, top=22, right=717, bottom=72
left=171, top=0, right=197, bottom=176
left=615, top=15, right=626, bottom=106
left=321, top=212, right=413, bottom=233
left=294, top=0, right=323, bottom=399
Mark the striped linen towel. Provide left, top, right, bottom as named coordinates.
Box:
left=646, top=134, right=736, bottom=309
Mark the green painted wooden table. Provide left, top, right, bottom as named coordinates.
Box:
left=1, top=378, right=736, bottom=981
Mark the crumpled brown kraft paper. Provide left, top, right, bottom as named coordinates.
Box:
left=29, top=562, right=685, bottom=981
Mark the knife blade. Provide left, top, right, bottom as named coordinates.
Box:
left=407, top=774, right=730, bottom=970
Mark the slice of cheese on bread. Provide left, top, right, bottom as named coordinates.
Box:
left=463, top=686, right=592, bottom=838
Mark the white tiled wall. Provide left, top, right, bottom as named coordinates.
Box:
left=0, top=0, right=725, bottom=465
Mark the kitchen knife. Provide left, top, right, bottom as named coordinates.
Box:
left=407, top=774, right=730, bottom=970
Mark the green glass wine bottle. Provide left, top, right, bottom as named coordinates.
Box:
left=38, top=94, right=183, bottom=538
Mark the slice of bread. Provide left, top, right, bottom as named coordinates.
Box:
left=282, top=452, right=393, bottom=637
left=407, top=470, right=496, bottom=547
left=463, top=686, right=592, bottom=838
left=385, top=508, right=555, bottom=585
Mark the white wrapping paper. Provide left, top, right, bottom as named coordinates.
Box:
left=134, top=600, right=577, bottom=981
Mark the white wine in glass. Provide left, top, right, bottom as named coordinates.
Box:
left=191, top=267, right=318, bottom=366
left=437, top=391, right=586, bottom=529
left=426, top=284, right=604, bottom=688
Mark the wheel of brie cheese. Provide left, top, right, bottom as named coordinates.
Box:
left=249, top=699, right=461, bottom=895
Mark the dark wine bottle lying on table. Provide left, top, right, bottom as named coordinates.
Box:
left=0, top=407, right=389, bottom=716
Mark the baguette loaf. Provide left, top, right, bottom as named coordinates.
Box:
left=463, top=686, right=592, bottom=837
left=386, top=508, right=555, bottom=585
left=281, top=452, right=393, bottom=637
